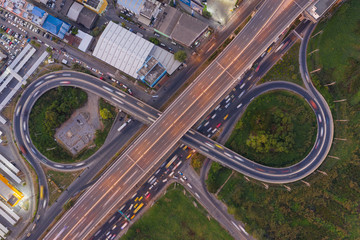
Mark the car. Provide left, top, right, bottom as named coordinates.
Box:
left=99, top=76, right=104, bottom=80
left=194, top=41, right=200, bottom=47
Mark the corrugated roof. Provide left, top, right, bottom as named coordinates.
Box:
left=117, top=0, right=145, bottom=14
left=93, top=21, right=154, bottom=78
left=149, top=46, right=181, bottom=75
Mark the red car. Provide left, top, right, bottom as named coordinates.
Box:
left=99, top=76, right=104, bottom=80
left=216, top=123, right=222, bottom=128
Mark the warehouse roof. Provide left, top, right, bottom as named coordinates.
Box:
left=93, top=21, right=154, bottom=78
left=61, top=0, right=75, bottom=15
left=154, top=6, right=208, bottom=46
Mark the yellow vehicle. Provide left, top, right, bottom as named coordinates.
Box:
left=40, top=186, right=44, bottom=200
left=134, top=197, right=139, bottom=202
left=267, top=46, right=272, bottom=53
left=183, top=145, right=188, bottom=150
left=133, top=203, right=144, bottom=214
left=134, top=203, right=138, bottom=208
left=138, top=196, right=143, bottom=201
left=223, top=114, right=229, bottom=120
left=130, top=215, right=135, bottom=220
left=186, top=153, right=192, bottom=159
left=215, top=144, right=224, bottom=150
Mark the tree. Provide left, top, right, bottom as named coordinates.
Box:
left=149, top=37, right=160, bottom=45
left=121, top=22, right=126, bottom=28
left=46, top=47, right=52, bottom=53
left=100, top=108, right=113, bottom=120
left=174, top=50, right=187, bottom=62
left=71, top=27, right=78, bottom=35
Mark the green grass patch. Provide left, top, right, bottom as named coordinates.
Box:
left=206, top=162, right=232, bottom=193
left=259, top=42, right=304, bottom=86
left=45, top=168, right=82, bottom=206
left=190, top=153, right=206, bottom=174
left=210, top=1, right=360, bottom=239
left=122, top=183, right=233, bottom=240
left=226, top=90, right=316, bottom=167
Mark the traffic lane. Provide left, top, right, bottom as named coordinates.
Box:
left=51, top=159, right=144, bottom=240
left=92, top=147, right=188, bottom=239
left=217, top=0, right=284, bottom=67
left=227, top=0, right=311, bottom=77
left=181, top=165, right=250, bottom=239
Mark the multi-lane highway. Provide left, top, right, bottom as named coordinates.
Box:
left=15, top=0, right=330, bottom=238
left=41, top=0, right=316, bottom=239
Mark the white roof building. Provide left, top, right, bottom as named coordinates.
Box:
left=93, top=21, right=181, bottom=79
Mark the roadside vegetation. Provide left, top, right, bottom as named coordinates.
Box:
left=44, top=168, right=82, bottom=206
left=226, top=90, right=316, bottom=167
left=122, top=183, right=233, bottom=240
left=206, top=1, right=360, bottom=239
left=29, top=87, right=116, bottom=163
left=259, top=42, right=304, bottom=86
left=190, top=153, right=206, bottom=174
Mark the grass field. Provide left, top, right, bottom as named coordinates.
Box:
left=225, top=90, right=316, bottom=167
left=122, top=183, right=233, bottom=240
left=44, top=168, right=82, bottom=206
left=259, top=42, right=304, bottom=86
left=206, top=1, right=360, bottom=239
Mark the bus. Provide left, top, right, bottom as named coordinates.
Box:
left=133, top=203, right=144, bottom=214
left=165, top=155, right=177, bottom=169
left=40, top=186, right=44, bottom=200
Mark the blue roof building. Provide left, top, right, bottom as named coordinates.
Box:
left=42, top=15, right=71, bottom=39
left=31, top=6, right=46, bottom=18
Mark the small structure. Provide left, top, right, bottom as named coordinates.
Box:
left=0, top=174, right=23, bottom=207
left=55, top=113, right=96, bottom=155
left=153, top=5, right=208, bottom=47
left=117, top=0, right=161, bottom=25
left=0, top=51, right=7, bottom=61
left=137, top=56, right=166, bottom=87
left=77, top=0, right=108, bottom=14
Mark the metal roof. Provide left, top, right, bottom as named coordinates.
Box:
left=67, top=2, right=84, bottom=21
left=93, top=21, right=154, bottom=78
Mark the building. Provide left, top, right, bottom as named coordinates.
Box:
left=305, top=0, right=338, bottom=21
left=117, top=0, right=161, bottom=25
left=42, top=14, right=71, bottom=39
left=62, top=0, right=99, bottom=29
left=0, top=174, right=23, bottom=207
left=93, top=21, right=181, bottom=87
left=153, top=5, right=208, bottom=46
left=0, top=51, right=6, bottom=61
left=77, top=0, right=108, bottom=14
left=64, top=29, right=93, bottom=52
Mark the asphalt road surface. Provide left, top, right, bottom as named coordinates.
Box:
left=41, top=0, right=315, bottom=239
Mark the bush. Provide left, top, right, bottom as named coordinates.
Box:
left=149, top=37, right=160, bottom=45
left=71, top=27, right=78, bottom=35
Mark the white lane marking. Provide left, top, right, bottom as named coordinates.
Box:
left=200, top=146, right=209, bottom=152
left=45, top=75, right=55, bottom=80
left=34, top=80, right=44, bottom=87
left=116, top=91, right=126, bottom=97
left=33, top=90, right=40, bottom=98
left=102, top=86, right=114, bottom=93
left=111, top=97, right=123, bottom=104
left=16, top=105, right=21, bottom=116
left=205, top=142, right=214, bottom=149
left=234, top=156, right=244, bottom=162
